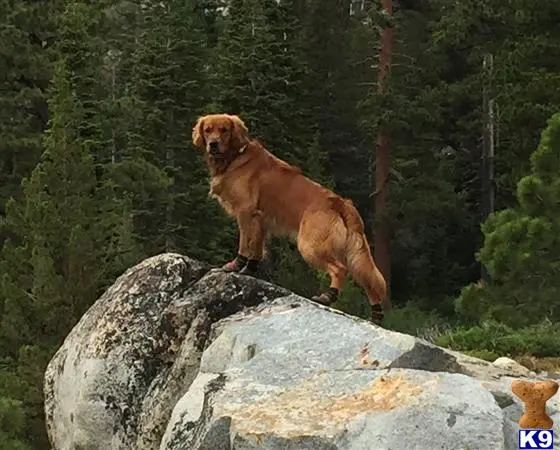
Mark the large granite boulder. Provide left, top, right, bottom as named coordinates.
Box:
left=43, top=253, right=289, bottom=450
left=44, top=253, right=560, bottom=450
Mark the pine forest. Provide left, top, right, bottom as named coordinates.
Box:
left=2, top=0, right=560, bottom=447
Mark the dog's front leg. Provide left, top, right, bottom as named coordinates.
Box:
left=222, top=209, right=264, bottom=275
left=238, top=209, right=265, bottom=261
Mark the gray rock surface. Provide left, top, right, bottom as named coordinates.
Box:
left=159, top=297, right=516, bottom=450
left=44, top=253, right=289, bottom=450
left=44, top=253, right=560, bottom=450
left=492, top=357, right=535, bottom=377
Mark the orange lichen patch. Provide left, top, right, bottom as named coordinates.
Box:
left=219, top=372, right=426, bottom=438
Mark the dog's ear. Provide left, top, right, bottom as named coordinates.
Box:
left=192, top=116, right=205, bottom=148
left=229, top=115, right=249, bottom=150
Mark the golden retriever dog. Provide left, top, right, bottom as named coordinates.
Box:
left=192, top=113, right=387, bottom=324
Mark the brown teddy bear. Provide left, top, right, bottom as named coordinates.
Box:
left=511, top=379, right=559, bottom=429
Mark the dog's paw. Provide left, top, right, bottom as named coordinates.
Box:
left=311, top=288, right=339, bottom=306
left=222, top=257, right=246, bottom=273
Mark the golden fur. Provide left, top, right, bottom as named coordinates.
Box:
left=192, top=113, right=387, bottom=314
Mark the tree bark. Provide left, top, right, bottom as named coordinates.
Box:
left=481, top=53, right=495, bottom=284
left=374, top=0, right=393, bottom=311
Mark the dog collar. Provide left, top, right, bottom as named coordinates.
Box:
left=208, top=143, right=249, bottom=175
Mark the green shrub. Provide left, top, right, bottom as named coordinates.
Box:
left=436, top=320, right=560, bottom=358
left=382, top=302, right=449, bottom=339
left=455, top=112, right=560, bottom=328
left=0, top=396, right=29, bottom=450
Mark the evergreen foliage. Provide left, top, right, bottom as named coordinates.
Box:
left=0, top=0, right=58, bottom=246
left=457, top=112, right=560, bottom=328
left=2, top=0, right=560, bottom=447
left=0, top=2, right=141, bottom=446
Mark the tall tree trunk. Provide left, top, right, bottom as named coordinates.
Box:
left=373, top=0, right=393, bottom=310
left=111, top=59, right=117, bottom=165
left=481, top=53, right=495, bottom=284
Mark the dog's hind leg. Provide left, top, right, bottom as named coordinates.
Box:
left=311, top=259, right=348, bottom=305
left=297, top=211, right=348, bottom=305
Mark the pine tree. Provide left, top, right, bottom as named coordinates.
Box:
left=348, top=0, right=480, bottom=315
left=214, top=0, right=324, bottom=173
left=0, top=0, right=58, bottom=246
left=0, top=3, right=142, bottom=446
left=300, top=0, right=365, bottom=194
left=431, top=0, right=560, bottom=210
left=0, top=54, right=141, bottom=450
left=456, top=111, right=560, bottom=327
left=113, top=0, right=237, bottom=262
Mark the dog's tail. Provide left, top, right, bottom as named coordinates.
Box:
left=330, top=197, right=387, bottom=307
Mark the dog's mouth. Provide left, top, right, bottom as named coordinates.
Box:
left=208, top=142, right=223, bottom=157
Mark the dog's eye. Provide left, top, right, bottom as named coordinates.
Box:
left=219, top=127, right=228, bottom=133
left=204, top=127, right=211, bottom=133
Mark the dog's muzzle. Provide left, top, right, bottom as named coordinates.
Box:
left=208, top=141, right=220, bottom=156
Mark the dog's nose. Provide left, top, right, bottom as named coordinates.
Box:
left=209, top=141, right=219, bottom=152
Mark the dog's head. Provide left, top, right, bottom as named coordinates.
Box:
left=192, top=114, right=250, bottom=156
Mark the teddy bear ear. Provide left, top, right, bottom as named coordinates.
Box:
left=511, top=380, right=533, bottom=401
left=537, top=380, right=559, bottom=399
